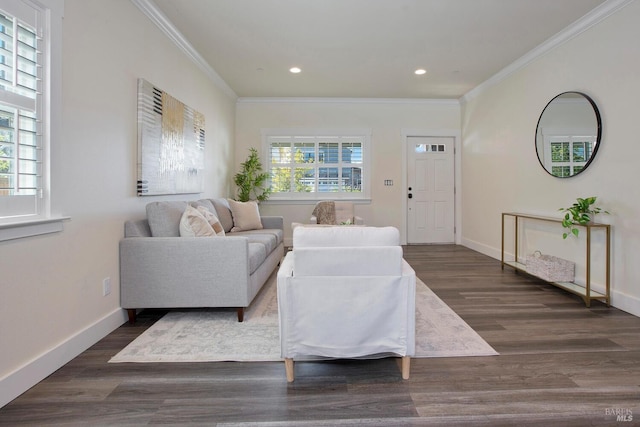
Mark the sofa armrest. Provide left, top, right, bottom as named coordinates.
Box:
left=261, top=215, right=283, bottom=230
left=120, top=236, right=252, bottom=309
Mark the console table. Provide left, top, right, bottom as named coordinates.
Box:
left=501, top=212, right=610, bottom=307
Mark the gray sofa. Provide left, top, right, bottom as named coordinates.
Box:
left=120, top=198, right=284, bottom=322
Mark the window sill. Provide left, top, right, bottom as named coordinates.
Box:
left=0, top=216, right=70, bottom=242
left=263, top=198, right=371, bottom=205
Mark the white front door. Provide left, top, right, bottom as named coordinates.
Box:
left=406, top=136, right=455, bottom=244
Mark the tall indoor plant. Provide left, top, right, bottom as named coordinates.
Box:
left=559, top=196, right=609, bottom=239
left=234, top=148, right=271, bottom=202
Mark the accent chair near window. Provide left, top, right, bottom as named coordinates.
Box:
left=310, top=200, right=364, bottom=225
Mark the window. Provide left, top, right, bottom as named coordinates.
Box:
left=265, top=130, right=370, bottom=200
left=0, top=1, right=49, bottom=222
left=546, top=135, right=595, bottom=178
left=0, top=1, right=63, bottom=241
left=415, top=143, right=446, bottom=153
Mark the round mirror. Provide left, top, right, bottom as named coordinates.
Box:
left=535, top=91, right=602, bottom=178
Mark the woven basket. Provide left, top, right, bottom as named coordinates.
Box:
left=525, top=251, right=575, bottom=282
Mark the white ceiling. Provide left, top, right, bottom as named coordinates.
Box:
left=150, top=0, right=609, bottom=99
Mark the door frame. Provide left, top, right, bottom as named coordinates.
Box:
left=401, top=129, right=462, bottom=245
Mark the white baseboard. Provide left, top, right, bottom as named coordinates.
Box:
left=461, top=237, right=501, bottom=260
left=610, top=291, right=640, bottom=317
left=0, top=308, right=128, bottom=408
left=460, top=237, right=640, bottom=318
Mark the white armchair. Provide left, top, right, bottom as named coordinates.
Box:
left=310, top=201, right=364, bottom=225
left=277, top=226, right=416, bottom=382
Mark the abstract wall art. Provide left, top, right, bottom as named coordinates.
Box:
left=137, top=78, right=205, bottom=196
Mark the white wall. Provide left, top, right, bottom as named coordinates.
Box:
left=0, top=0, right=235, bottom=406
left=461, top=0, right=640, bottom=316
left=235, top=99, right=460, bottom=245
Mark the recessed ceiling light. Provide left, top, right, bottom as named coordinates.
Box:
left=415, top=69, right=427, bottom=75
left=289, top=67, right=302, bottom=74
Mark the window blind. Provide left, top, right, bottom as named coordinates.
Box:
left=0, top=4, right=42, bottom=219
left=266, top=131, right=368, bottom=199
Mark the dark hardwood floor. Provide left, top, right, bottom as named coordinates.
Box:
left=1, top=245, right=639, bottom=426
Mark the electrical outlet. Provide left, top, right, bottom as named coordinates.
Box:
left=102, top=277, right=111, bottom=296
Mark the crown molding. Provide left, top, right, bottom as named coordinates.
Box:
left=237, top=97, right=460, bottom=106
left=130, top=0, right=237, bottom=100
left=461, top=0, right=635, bottom=104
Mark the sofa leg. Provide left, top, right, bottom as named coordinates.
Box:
left=236, top=307, right=245, bottom=322
left=285, top=358, right=295, bottom=382
left=127, top=309, right=136, bottom=324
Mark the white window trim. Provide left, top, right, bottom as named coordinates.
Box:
left=0, top=0, right=66, bottom=241
left=0, top=215, right=69, bottom=242
left=261, top=128, right=371, bottom=202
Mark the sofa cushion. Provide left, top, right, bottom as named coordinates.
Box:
left=124, top=219, right=152, bottom=237
left=230, top=231, right=277, bottom=254
left=248, top=242, right=267, bottom=274
left=210, top=198, right=234, bottom=233
left=228, top=199, right=263, bottom=232
left=191, top=199, right=216, bottom=215
left=231, top=229, right=283, bottom=250
left=180, top=205, right=216, bottom=237
left=146, top=201, right=189, bottom=237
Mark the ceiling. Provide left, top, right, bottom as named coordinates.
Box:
left=150, top=0, right=609, bottom=99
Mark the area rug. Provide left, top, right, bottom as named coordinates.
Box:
left=110, top=275, right=498, bottom=363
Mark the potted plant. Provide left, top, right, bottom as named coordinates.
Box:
left=559, top=196, right=609, bottom=239
left=234, top=148, right=271, bottom=202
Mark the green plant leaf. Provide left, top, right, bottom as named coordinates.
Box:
left=559, top=196, right=610, bottom=239
left=233, top=148, right=271, bottom=202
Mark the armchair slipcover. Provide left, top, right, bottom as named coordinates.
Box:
left=277, top=226, right=416, bottom=382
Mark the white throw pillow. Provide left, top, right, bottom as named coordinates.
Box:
left=179, top=205, right=216, bottom=237
left=228, top=199, right=263, bottom=232
left=196, top=206, right=225, bottom=236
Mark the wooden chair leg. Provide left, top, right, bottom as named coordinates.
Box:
left=236, top=307, right=245, bottom=322
left=127, top=309, right=136, bottom=324
left=401, top=356, right=411, bottom=380
left=285, top=358, right=295, bottom=382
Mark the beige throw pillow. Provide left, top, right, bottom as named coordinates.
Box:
left=228, top=199, right=263, bottom=232
left=196, top=206, right=225, bottom=236
left=179, top=205, right=216, bottom=237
